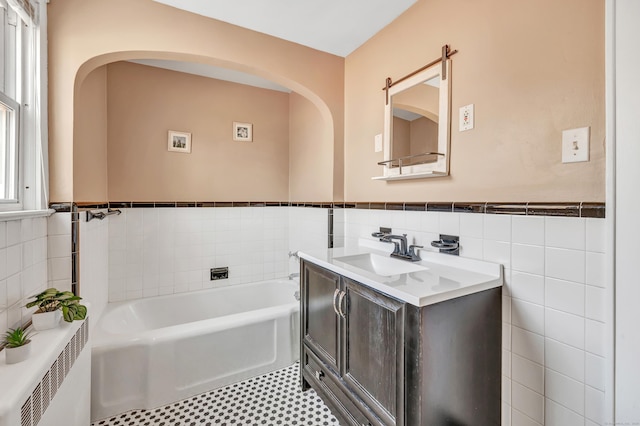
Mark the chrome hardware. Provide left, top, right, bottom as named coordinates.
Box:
left=337, top=291, right=347, bottom=319
left=332, top=289, right=341, bottom=316
left=315, top=370, right=324, bottom=381
left=377, top=151, right=445, bottom=175
left=372, top=230, right=423, bottom=262
left=86, top=208, right=121, bottom=222
left=431, top=234, right=460, bottom=255
left=288, top=251, right=300, bottom=260
left=294, top=291, right=300, bottom=301
left=431, top=240, right=458, bottom=249
left=408, top=245, right=423, bottom=261
left=288, top=273, right=300, bottom=280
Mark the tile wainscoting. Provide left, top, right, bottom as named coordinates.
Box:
left=337, top=208, right=607, bottom=426
left=49, top=201, right=606, bottom=426
left=0, top=211, right=83, bottom=339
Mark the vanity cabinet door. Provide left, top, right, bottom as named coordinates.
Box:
left=301, top=260, right=342, bottom=374
left=341, top=278, right=405, bottom=426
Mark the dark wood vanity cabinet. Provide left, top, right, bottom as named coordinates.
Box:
left=301, top=261, right=341, bottom=373
left=300, top=259, right=502, bottom=426
left=301, top=261, right=404, bottom=425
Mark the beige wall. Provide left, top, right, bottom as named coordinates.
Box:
left=104, top=61, right=290, bottom=201
left=345, top=0, right=605, bottom=202
left=289, top=92, right=333, bottom=201
left=48, top=0, right=344, bottom=202
left=74, top=66, right=108, bottom=202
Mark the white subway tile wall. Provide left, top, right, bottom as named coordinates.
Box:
left=288, top=207, right=330, bottom=274
left=79, top=212, right=109, bottom=329
left=0, top=206, right=604, bottom=425
left=340, top=208, right=608, bottom=426
left=0, top=217, right=49, bottom=335
left=47, top=213, right=72, bottom=291
left=106, top=207, right=325, bottom=302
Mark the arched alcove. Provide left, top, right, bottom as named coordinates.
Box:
left=73, top=52, right=336, bottom=202
left=48, top=0, right=344, bottom=203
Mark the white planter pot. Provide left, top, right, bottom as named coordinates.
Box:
left=5, top=342, right=31, bottom=364
left=31, top=310, right=62, bottom=331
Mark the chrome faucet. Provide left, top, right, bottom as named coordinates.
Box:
left=288, top=273, right=300, bottom=280
left=371, top=231, right=423, bottom=262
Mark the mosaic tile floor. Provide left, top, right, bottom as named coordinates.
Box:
left=92, top=363, right=340, bottom=426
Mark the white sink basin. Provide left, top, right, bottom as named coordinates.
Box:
left=334, top=253, right=427, bottom=277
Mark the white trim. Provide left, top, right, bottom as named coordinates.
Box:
left=379, top=60, right=451, bottom=179
left=604, top=0, right=616, bottom=422
left=0, top=207, right=53, bottom=221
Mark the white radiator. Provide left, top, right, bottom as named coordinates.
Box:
left=0, top=320, right=91, bottom=426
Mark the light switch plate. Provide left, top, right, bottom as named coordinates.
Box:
left=459, top=104, right=474, bottom=131
left=562, top=127, right=590, bottom=163
left=374, top=133, right=383, bottom=152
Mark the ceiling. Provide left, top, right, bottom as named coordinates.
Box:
left=135, top=1, right=417, bottom=92
left=129, top=59, right=292, bottom=92
left=152, top=0, right=417, bottom=57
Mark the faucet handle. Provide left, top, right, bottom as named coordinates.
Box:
left=408, top=245, right=423, bottom=261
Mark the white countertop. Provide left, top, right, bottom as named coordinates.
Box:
left=299, top=240, right=503, bottom=307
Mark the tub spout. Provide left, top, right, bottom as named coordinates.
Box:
left=288, top=273, right=300, bottom=280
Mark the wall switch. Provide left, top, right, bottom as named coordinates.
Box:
left=562, top=127, right=590, bottom=163
left=374, top=133, right=383, bottom=152
left=459, top=104, right=474, bottom=131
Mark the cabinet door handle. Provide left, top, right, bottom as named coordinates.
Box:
left=337, top=290, right=347, bottom=318
left=332, top=288, right=341, bottom=316
left=315, top=370, right=324, bottom=381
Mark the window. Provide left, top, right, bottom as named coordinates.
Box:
left=0, top=92, right=19, bottom=201
left=0, top=0, right=46, bottom=212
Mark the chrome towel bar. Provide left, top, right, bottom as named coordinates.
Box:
left=86, top=208, right=122, bottom=222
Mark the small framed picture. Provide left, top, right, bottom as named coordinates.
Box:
left=168, top=130, right=192, bottom=153
left=233, top=122, right=253, bottom=142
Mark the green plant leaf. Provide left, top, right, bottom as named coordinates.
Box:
left=74, top=305, right=87, bottom=320
left=61, top=305, right=73, bottom=322
left=3, top=327, right=32, bottom=348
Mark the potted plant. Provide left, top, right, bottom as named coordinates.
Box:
left=26, top=288, right=88, bottom=331
left=3, top=326, right=32, bottom=364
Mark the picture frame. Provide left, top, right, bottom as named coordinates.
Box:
left=233, top=122, right=253, bottom=142
left=168, top=130, right=192, bottom=153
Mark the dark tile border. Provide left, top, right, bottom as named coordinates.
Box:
left=404, top=202, right=427, bottom=212
left=427, top=202, right=453, bottom=212
left=74, top=202, right=109, bottom=210
left=485, top=203, right=528, bottom=215
left=453, top=203, right=486, bottom=214
left=51, top=201, right=606, bottom=218
left=71, top=204, right=79, bottom=296
left=580, top=202, right=606, bottom=219
left=49, top=202, right=73, bottom=213
left=527, top=202, right=580, bottom=217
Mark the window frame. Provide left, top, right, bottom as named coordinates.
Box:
left=0, top=0, right=47, bottom=215
left=0, top=90, right=20, bottom=206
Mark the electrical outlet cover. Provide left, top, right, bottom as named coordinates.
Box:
left=562, top=127, right=590, bottom=163
left=459, top=104, right=474, bottom=131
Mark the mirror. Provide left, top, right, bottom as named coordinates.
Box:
left=374, top=59, right=451, bottom=180
left=391, top=75, right=440, bottom=166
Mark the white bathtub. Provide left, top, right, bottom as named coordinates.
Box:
left=91, top=280, right=300, bottom=421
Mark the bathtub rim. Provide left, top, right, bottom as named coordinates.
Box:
left=92, top=279, right=300, bottom=348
